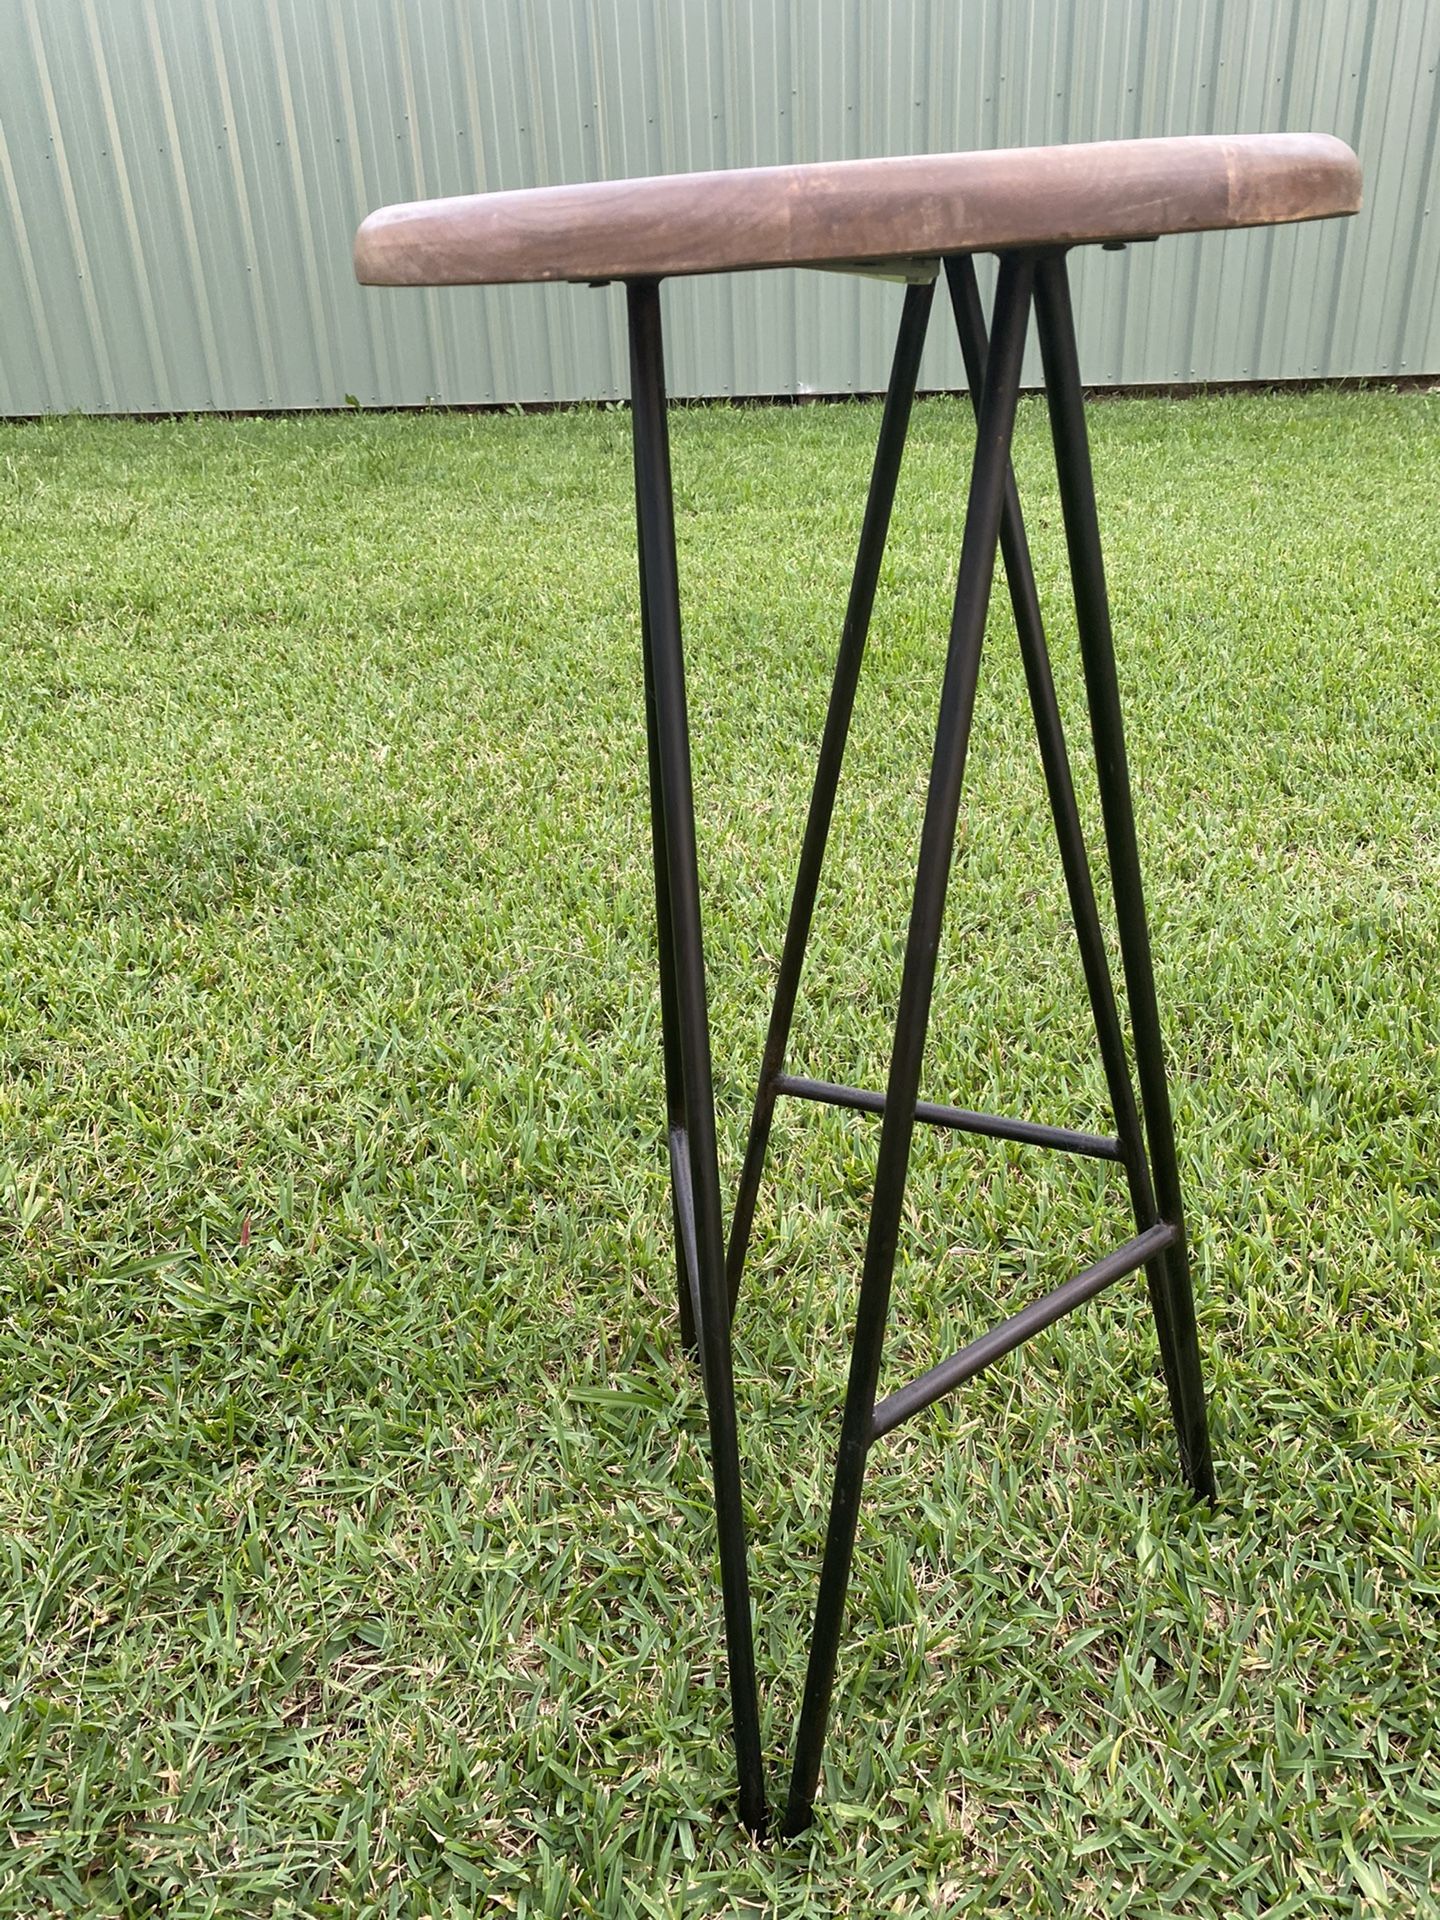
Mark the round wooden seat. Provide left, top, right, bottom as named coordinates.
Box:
left=355, top=132, right=1359, bottom=289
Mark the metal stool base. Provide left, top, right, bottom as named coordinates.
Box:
left=623, top=246, right=1215, bottom=1842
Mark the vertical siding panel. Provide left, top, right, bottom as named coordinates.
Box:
left=326, top=0, right=392, bottom=406
left=140, top=0, right=224, bottom=402
left=1388, top=0, right=1440, bottom=375
left=1349, top=0, right=1435, bottom=378
left=0, top=105, right=63, bottom=411
left=80, top=0, right=168, bottom=405
left=206, top=0, right=281, bottom=404
left=19, top=0, right=116, bottom=407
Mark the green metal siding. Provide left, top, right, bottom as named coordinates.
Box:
left=0, top=0, right=1435, bottom=413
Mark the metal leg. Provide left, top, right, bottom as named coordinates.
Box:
left=782, top=253, right=1037, bottom=1837
left=942, top=254, right=1184, bottom=1465
left=725, top=278, right=936, bottom=1312
left=1032, top=252, right=1216, bottom=1502
left=637, top=502, right=697, bottom=1353
left=626, top=278, right=768, bottom=1834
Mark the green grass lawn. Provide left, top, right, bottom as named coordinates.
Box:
left=0, top=386, right=1436, bottom=1917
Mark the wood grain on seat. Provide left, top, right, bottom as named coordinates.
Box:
left=354, top=133, right=1360, bottom=289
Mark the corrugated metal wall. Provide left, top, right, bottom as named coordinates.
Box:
left=1, top=0, right=1436, bottom=413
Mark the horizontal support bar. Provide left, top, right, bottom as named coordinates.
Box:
left=772, top=1074, right=1123, bottom=1162
left=868, top=1220, right=1177, bottom=1441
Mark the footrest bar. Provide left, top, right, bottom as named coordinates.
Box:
left=773, top=1073, right=1123, bottom=1162
left=868, top=1220, right=1177, bottom=1440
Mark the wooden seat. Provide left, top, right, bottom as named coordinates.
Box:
left=355, top=132, right=1359, bottom=289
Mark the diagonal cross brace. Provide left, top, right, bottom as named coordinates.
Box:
left=869, top=1221, right=1178, bottom=1440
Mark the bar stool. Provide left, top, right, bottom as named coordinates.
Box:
left=355, top=132, right=1361, bottom=1838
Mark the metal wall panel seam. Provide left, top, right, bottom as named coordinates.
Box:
left=449, top=0, right=505, bottom=403
left=1390, top=3, right=1440, bottom=372
left=1381, top=0, right=1440, bottom=372
left=1317, top=0, right=1381, bottom=378
left=142, top=0, right=223, bottom=402
left=327, top=0, right=390, bottom=407
left=0, top=103, right=62, bottom=410
left=21, top=0, right=116, bottom=406
left=207, top=0, right=280, bottom=404
left=82, top=0, right=168, bottom=403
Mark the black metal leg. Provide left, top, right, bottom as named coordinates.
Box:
left=943, top=254, right=1181, bottom=1451
left=725, top=278, right=936, bottom=1312
left=1032, top=252, right=1216, bottom=1502
left=638, top=505, right=698, bottom=1353
left=626, top=277, right=768, bottom=1834
left=782, top=253, right=1037, bottom=1837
